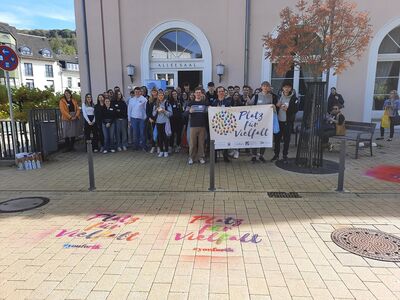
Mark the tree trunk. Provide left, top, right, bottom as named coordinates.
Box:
left=295, top=81, right=327, bottom=168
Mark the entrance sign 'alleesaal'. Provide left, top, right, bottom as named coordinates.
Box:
left=208, top=105, right=274, bottom=150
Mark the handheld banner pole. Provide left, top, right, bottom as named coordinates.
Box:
left=6, top=71, right=18, bottom=165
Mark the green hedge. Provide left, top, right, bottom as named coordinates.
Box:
left=0, top=85, right=80, bottom=121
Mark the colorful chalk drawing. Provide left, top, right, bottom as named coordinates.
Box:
left=174, top=215, right=262, bottom=252
left=63, top=243, right=101, bottom=250
left=55, top=213, right=141, bottom=248
left=211, top=111, right=238, bottom=135
left=366, top=165, right=400, bottom=183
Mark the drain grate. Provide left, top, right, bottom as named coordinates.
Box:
left=0, top=197, right=50, bottom=213
left=331, top=228, right=400, bottom=262
left=267, top=192, right=301, bottom=198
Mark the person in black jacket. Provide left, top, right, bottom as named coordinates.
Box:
left=101, top=97, right=116, bottom=153
left=211, top=86, right=232, bottom=162
left=146, top=87, right=158, bottom=153
left=168, top=89, right=184, bottom=153
left=113, top=91, right=128, bottom=151
left=327, top=87, right=344, bottom=113
left=94, top=94, right=105, bottom=152
left=272, top=82, right=299, bottom=164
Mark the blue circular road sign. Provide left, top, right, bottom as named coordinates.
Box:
left=0, top=45, right=19, bottom=71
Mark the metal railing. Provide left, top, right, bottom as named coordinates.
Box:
left=0, top=120, right=31, bottom=160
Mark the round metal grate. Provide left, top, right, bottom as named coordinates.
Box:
left=0, top=197, right=50, bottom=213
left=331, top=228, right=400, bottom=262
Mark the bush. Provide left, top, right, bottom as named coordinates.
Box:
left=0, top=85, right=81, bottom=121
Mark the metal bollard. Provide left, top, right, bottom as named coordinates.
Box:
left=86, top=140, right=96, bottom=191
left=336, top=139, right=346, bottom=192
left=209, top=140, right=216, bottom=191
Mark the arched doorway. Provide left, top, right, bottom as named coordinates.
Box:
left=364, top=18, right=400, bottom=121
left=141, top=20, right=212, bottom=89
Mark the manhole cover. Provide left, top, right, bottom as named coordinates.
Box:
left=331, top=228, right=400, bottom=262
left=0, top=197, right=50, bottom=213
left=267, top=192, right=301, bottom=198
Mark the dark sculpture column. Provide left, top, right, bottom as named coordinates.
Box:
left=295, top=82, right=327, bottom=168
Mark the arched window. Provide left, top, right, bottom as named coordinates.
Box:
left=19, top=46, right=32, bottom=56
left=373, top=26, right=400, bottom=110
left=40, top=48, right=52, bottom=58
left=151, top=30, right=202, bottom=60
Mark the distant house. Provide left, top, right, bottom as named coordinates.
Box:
left=57, top=54, right=80, bottom=93
left=0, top=22, right=80, bottom=93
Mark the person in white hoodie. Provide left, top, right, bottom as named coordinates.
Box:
left=128, top=86, right=148, bottom=151
left=82, top=93, right=99, bottom=152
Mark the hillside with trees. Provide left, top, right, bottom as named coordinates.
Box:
left=18, top=29, right=77, bottom=55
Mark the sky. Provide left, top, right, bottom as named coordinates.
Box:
left=0, top=0, right=75, bottom=30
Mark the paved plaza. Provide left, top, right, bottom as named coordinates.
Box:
left=0, top=137, right=399, bottom=299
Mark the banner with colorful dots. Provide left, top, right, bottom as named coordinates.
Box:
left=208, top=105, right=274, bottom=150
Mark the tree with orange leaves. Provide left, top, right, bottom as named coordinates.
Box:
left=264, top=0, right=372, bottom=83
left=263, top=0, right=372, bottom=169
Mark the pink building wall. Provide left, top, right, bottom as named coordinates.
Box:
left=75, top=0, right=400, bottom=121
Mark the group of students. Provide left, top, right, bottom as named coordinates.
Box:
left=59, top=81, right=302, bottom=164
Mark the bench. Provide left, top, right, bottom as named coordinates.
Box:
left=332, top=121, right=376, bottom=159
left=294, top=121, right=376, bottom=159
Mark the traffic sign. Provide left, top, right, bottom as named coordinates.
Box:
left=0, top=45, right=19, bottom=71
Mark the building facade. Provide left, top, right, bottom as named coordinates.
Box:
left=0, top=22, right=80, bottom=94
left=74, top=0, right=400, bottom=122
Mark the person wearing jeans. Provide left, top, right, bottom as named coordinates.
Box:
left=101, top=98, right=116, bottom=153
left=247, top=81, right=278, bottom=163
left=82, top=93, right=99, bottom=152
left=377, top=90, right=400, bottom=142
left=153, top=90, right=172, bottom=157
left=272, top=82, right=298, bottom=164
left=128, top=86, right=148, bottom=150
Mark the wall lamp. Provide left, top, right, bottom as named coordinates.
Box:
left=216, top=63, right=225, bottom=83
left=126, top=64, right=135, bottom=83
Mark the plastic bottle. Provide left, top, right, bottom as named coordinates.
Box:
left=35, top=153, right=41, bottom=169
left=17, top=158, right=24, bottom=170
left=23, top=155, right=30, bottom=170
left=31, top=154, right=37, bottom=169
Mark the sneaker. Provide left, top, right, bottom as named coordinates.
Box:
left=103, top=150, right=108, bottom=154
left=199, top=158, right=206, bottom=164
left=110, top=149, right=116, bottom=153
left=259, top=156, right=266, bottom=163
left=157, top=147, right=161, bottom=154
left=122, top=146, right=128, bottom=151
left=282, top=156, right=289, bottom=164
left=188, top=158, right=194, bottom=165
left=150, top=147, right=156, bottom=154
left=233, top=150, right=239, bottom=159
left=376, top=137, right=384, bottom=140
left=158, top=152, right=164, bottom=157
left=270, top=155, right=279, bottom=162
left=251, top=157, right=257, bottom=163
left=164, top=152, right=169, bottom=158
left=117, top=147, right=122, bottom=152
left=387, top=138, right=393, bottom=141
left=93, top=149, right=98, bottom=153
left=175, top=146, right=181, bottom=153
